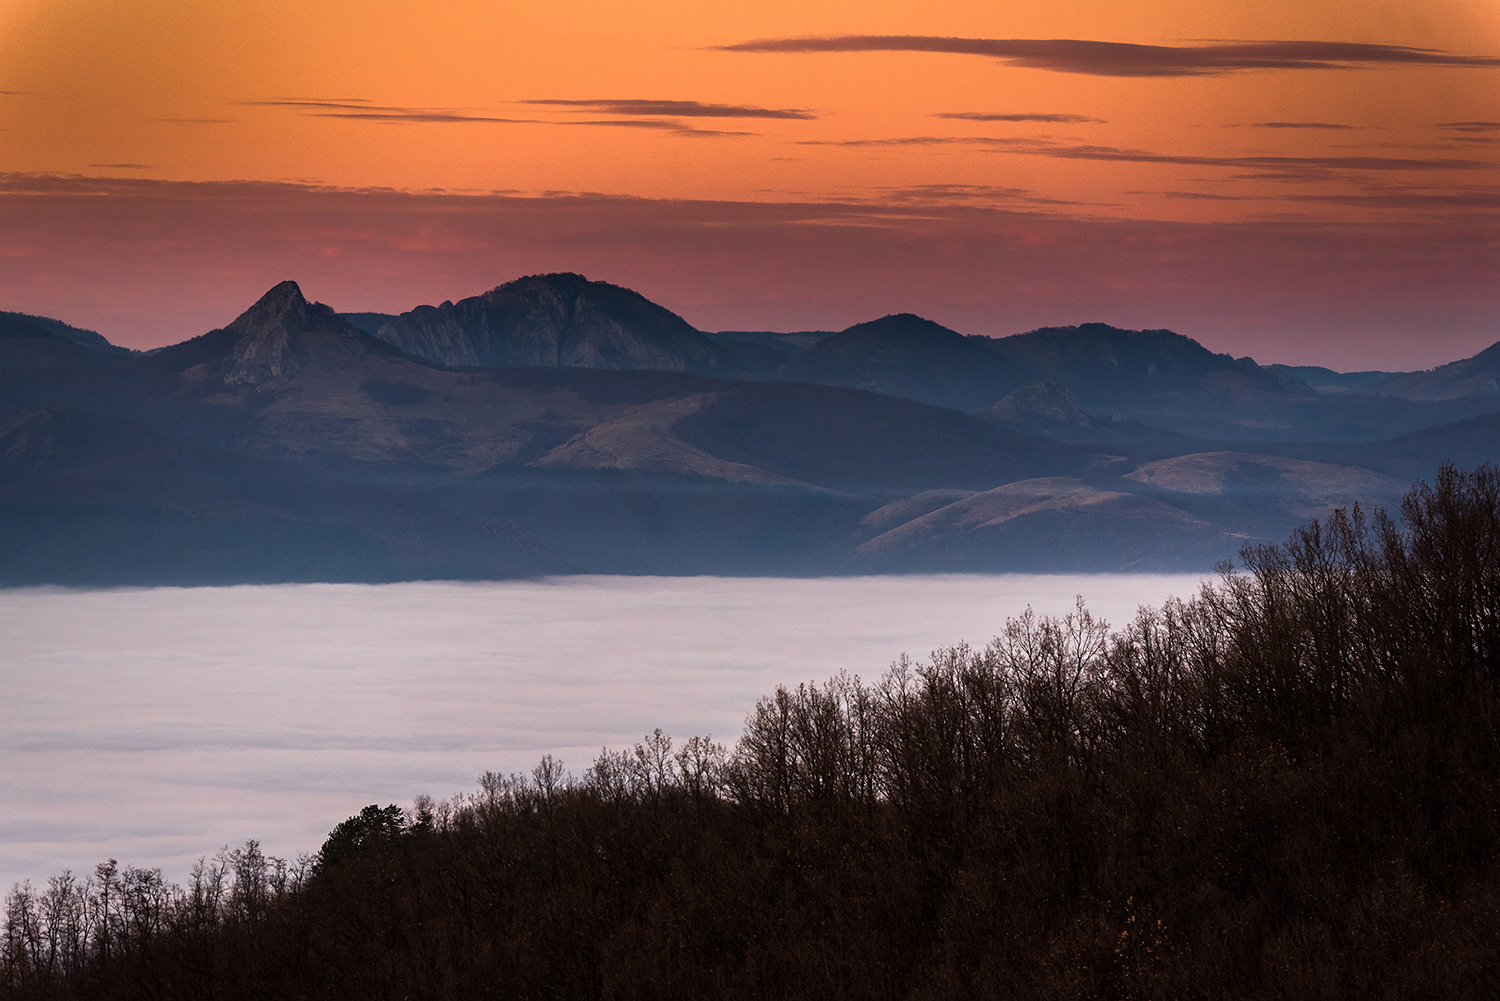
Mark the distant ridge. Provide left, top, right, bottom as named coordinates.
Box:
left=0, top=311, right=132, bottom=356
left=1375, top=340, right=1500, bottom=401
left=2, top=275, right=1498, bottom=584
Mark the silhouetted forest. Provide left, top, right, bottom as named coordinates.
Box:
left=5, top=465, right=1499, bottom=998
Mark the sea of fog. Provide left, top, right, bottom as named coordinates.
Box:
left=1, top=573, right=1206, bottom=892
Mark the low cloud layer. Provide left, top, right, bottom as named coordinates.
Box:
left=718, top=36, right=1500, bottom=77
left=0, top=575, right=1204, bottom=890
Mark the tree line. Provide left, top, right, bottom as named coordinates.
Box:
left=5, top=464, right=1499, bottom=998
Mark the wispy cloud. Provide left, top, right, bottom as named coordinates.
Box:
left=801, top=134, right=1496, bottom=180
left=239, top=98, right=538, bottom=124
left=934, top=112, right=1104, bottom=124
left=1438, top=121, right=1500, bottom=132
left=89, top=163, right=151, bottom=170
left=867, top=183, right=1091, bottom=207
left=718, top=36, right=1500, bottom=77
left=521, top=98, right=814, bottom=120
left=1159, top=190, right=1253, bottom=200
left=1247, top=122, right=1362, bottom=130
left=242, top=98, right=758, bottom=136
left=142, top=117, right=236, bottom=124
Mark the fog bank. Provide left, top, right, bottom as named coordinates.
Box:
left=0, top=573, right=1204, bottom=891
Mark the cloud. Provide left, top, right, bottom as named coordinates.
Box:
left=802, top=134, right=1496, bottom=180
left=555, top=119, right=755, bottom=138
left=1438, top=121, right=1500, bottom=132
left=934, top=112, right=1104, bottom=124
left=1281, top=183, right=1500, bottom=210
left=865, top=183, right=1090, bottom=207
left=88, top=163, right=152, bottom=169
left=717, top=36, right=1500, bottom=77
left=521, top=99, right=815, bottom=120
left=1034, top=144, right=1492, bottom=176
left=1248, top=122, right=1362, bottom=130
left=0, top=576, right=1201, bottom=889
left=241, top=98, right=756, bottom=136
left=239, top=99, right=538, bottom=124
left=1160, top=191, right=1253, bottom=201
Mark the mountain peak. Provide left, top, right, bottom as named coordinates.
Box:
left=221, top=281, right=337, bottom=386
left=227, top=280, right=311, bottom=331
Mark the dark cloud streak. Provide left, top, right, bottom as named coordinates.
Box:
left=935, top=112, right=1104, bottom=123
left=718, top=35, right=1500, bottom=77
left=239, top=99, right=538, bottom=124
left=241, top=99, right=754, bottom=135
left=522, top=99, right=814, bottom=120
left=802, top=134, right=1495, bottom=179
left=1250, top=122, right=1361, bottom=129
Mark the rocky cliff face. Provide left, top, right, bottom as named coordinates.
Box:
left=373, top=273, right=726, bottom=373
left=220, top=280, right=360, bottom=386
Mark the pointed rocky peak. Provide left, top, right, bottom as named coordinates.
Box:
left=224, top=280, right=319, bottom=336
left=221, top=281, right=342, bottom=387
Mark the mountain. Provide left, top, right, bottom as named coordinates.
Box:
left=146, top=279, right=408, bottom=390
left=772, top=316, right=1500, bottom=443
left=367, top=273, right=743, bottom=376
left=1374, top=340, right=1500, bottom=401
left=777, top=313, right=1028, bottom=412
left=774, top=316, right=1315, bottom=422
left=1269, top=364, right=1407, bottom=394
left=3, top=277, right=1498, bottom=584
left=0, top=311, right=132, bottom=356
left=985, top=322, right=1306, bottom=404
left=0, top=281, right=1113, bottom=582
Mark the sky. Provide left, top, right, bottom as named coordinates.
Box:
left=0, top=573, right=1204, bottom=891
left=1, top=0, right=1498, bottom=367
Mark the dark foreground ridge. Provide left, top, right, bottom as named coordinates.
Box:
left=5, top=465, right=1499, bottom=998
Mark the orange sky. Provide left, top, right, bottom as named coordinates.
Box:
left=2, top=0, right=1498, bottom=366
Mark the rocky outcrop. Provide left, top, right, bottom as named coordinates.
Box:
left=221, top=281, right=336, bottom=385
left=989, top=380, right=1091, bottom=428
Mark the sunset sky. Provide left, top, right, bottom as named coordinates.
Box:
left=2, top=0, right=1498, bottom=367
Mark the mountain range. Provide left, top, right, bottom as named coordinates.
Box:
left=2, top=273, right=1497, bottom=584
